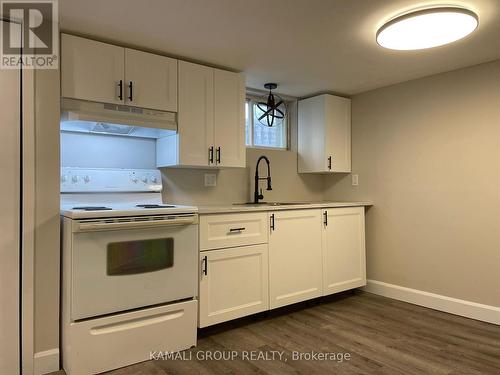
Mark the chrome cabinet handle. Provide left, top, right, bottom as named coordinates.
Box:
left=270, top=214, right=275, bottom=231
left=328, top=156, right=332, bottom=170
left=324, top=211, right=328, bottom=226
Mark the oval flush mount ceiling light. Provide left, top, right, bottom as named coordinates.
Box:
left=376, top=7, right=478, bottom=50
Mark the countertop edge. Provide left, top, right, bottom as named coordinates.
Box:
left=197, top=202, right=373, bottom=214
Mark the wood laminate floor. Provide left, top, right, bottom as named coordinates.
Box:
left=54, top=291, right=500, bottom=375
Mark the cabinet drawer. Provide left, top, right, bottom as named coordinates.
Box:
left=200, top=213, right=268, bottom=250
left=63, top=300, right=197, bottom=375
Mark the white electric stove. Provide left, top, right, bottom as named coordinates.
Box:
left=61, top=168, right=198, bottom=375
left=60, top=167, right=197, bottom=218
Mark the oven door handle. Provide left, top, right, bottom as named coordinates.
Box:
left=74, top=216, right=198, bottom=232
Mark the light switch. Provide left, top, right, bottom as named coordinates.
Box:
left=351, top=174, right=359, bottom=186
left=204, top=173, right=217, bottom=187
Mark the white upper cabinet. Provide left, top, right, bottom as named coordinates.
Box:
left=61, top=34, right=178, bottom=111
left=61, top=34, right=246, bottom=169
left=124, top=49, right=177, bottom=111
left=214, top=69, right=246, bottom=168
left=175, top=61, right=214, bottom=167
left=268, top=209, right=323, bottom=309
left=298, top=94, right=351, bottom=173
left=322, top=207, right=366, bottom=295
left=61, top=34, right=125, bottom=105
left=157, top=63, right=246, bottom=168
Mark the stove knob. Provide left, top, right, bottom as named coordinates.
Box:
left=83, top=175, right=91, bottom=183
left=150, top=176, right=158, bottom=184
left=71, top=175, right=79, bottom=183
left=131, top=176, right=138, bottom=183
left=61, top=174, right=67, bottom=183
left=141, top=175, right=148, bottom=183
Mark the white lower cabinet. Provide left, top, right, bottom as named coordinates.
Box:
left=198, top=207, right=366, bottom=326
left=268, top=210, right=323, bottom=309
left=198, top=244, right=269, bottom=327
left=322, top=207, right=366, bottom=295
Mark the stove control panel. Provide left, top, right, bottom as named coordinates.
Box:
left=61, top=168, right=162, bottom=193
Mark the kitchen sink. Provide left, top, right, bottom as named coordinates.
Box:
left=233, top=202, right=311, bottom=206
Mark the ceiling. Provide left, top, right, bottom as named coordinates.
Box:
left=59, top=0, right=500, bottom=97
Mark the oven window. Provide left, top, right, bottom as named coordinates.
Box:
left=107, top=238, right=174, bottom=276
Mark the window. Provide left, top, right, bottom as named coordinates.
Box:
left=245, top=98, right=288, bottom=149
left=107, top=238, right=174, bottom=276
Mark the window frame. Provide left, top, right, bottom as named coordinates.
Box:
left=245, top=95, right=290, bottom=151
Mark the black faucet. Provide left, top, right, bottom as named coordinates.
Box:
left=254, top=156, right=272, bottom=203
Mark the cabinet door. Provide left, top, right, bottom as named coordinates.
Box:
left=298, top=96, right=327, bottom=173
left=199, top=245, right=269, bottom=327
left=61, top=34, right=124, bottom=104
left=325, top=95, right=351, bottom=172
left=124, top=49, right=178, bottom=111
left=322, top=207, right=366, bottom=295
left=214, top=69, right=246, bottom=167
left=177, top=61, right=214, bottom=167
left=269, top=210, right=323, bottom=309
left=298, top=94, right=351, bottom=173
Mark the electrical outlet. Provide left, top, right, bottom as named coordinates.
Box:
left=204, top=173, right=217, bottom=187
left=351, top=174, right=359, bottom=186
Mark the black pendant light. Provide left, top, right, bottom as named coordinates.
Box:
left=256, top=83, right=286, bottom=127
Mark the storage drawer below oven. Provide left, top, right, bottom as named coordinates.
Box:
left=62, top=300, right=197, bottom=375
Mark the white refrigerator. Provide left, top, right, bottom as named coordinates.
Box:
left=0, top=20, right=22, bottom=375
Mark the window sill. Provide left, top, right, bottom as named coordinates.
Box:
left=246, top=146, right=289, bottom=151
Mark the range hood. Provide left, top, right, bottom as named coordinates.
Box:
left=60, top=98, right=177, bottom=139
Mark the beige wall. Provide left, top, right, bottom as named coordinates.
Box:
left=324, top=60, right=500, bottom=307
left=161, top=102, right=324, bottom=205
left=34, top=68, right=61, bottom=353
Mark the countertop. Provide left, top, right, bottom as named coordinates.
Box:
left=197, top=201, right=372, bottom=214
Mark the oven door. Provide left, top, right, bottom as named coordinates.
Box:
left=70, top=214, right=198, bottom=320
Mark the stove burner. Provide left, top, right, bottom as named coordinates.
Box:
left=136, top=204, right=176, bottom=209
left=72, top=206, right=113, bottom=211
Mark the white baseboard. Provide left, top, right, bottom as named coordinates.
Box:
left=34, top=348, right=59, bottom=375
left=362, top=280, right=500, bottom=325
